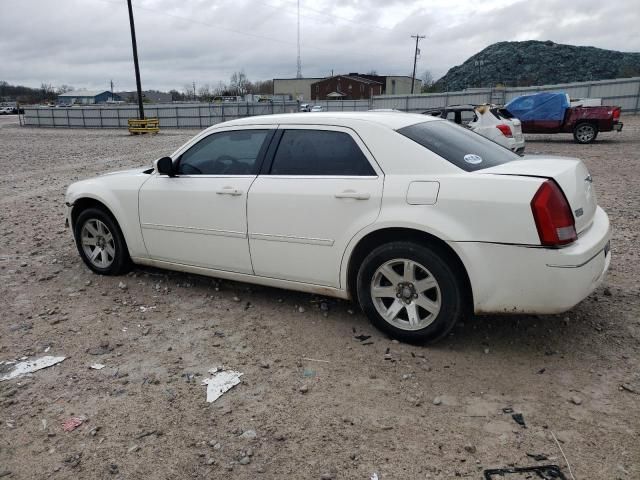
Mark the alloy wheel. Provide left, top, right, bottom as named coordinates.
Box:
left=575, top=124, right=595, bottom=142
left=370, top=258, right=441, bottom=331
left=80, top=218, right=116, bottom=269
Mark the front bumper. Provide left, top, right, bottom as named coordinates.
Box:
left=451, top=206, right=611, bottom=314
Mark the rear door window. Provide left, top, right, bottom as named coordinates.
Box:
left=270, top=129, right=376, bottom=176
left=397, top=120, right=519, bottom=172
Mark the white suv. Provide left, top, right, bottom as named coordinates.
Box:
left=424, top=105, right=525, bottom=153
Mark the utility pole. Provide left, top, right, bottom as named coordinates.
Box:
left=193, top=81, right=196, bottom=100
left=110, top=79, right=114, bottom=102
left=410, top=34, right=425, bottom=94
left=126, top=0, right=145, bottom=119
left=296, top=0, right=302, bottom=78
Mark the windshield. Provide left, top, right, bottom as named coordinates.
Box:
left=397, top=120, right=519, bottom=172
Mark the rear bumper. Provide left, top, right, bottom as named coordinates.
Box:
left=613, top=121, right=623, bottom=132
left=450, top=206, right=611, bottom=314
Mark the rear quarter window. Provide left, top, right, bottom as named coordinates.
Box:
left=397, top=120, right=519, bottom=172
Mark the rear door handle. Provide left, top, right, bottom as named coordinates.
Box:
left=215, top=186, right=243, bottom=196
left=335, top=190, right=370, bottom=200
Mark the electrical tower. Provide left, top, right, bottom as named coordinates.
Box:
left=296, top=0, right=302, bottom=78
left=410, top=34, right=425, bottom=94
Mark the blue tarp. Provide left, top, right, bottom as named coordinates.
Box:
left=505, top=92, right=570, bottom=121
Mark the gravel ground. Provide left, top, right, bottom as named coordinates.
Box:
left=1, top=115, right=639, bottom=479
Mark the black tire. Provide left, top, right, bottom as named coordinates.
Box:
left=573, top=122, right=598, bottom=144
left=356, top=241, right=465, bottom=344
left=73, top=207, right=131, bottom=275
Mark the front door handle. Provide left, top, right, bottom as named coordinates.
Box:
left=335, top=190, right=370, bottom=200
left=216, top=186, right=243, bottom=196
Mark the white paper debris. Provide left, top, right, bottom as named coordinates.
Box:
left=371, top=473, right=379, bottom=480
left=1, top=356, right=66, bottom=381
left=90, top=364, right=106, bottom=370
left=201, top=370, right=243, bottom=403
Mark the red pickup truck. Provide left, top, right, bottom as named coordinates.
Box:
left=504, top=92, right=623, bottom=144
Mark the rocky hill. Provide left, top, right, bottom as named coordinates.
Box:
left=435, top=40, right=640, bottom=90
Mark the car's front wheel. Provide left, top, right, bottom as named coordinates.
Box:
left=356, top=242, right=465, bottom=343
left=73, top=207, right=131, bottom=275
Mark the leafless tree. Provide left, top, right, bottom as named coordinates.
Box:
left=229, top=71, right=250, bottom=96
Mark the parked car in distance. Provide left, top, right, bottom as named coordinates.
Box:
left=423, top=104, right=525, bottom=153
left=310, top=105, right=324, bottom=112
left=0, top=107, right=14, bottom=115
left=299, top=103, right=311, bottom=112
left=504, top=92, right=623, bottom=144
left=65, top=112, right=610, bottom=343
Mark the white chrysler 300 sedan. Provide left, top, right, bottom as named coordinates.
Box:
left=65, top=112, right=611, bottom=343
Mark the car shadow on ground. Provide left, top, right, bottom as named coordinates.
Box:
left=134, top=265, right=601, bottom=358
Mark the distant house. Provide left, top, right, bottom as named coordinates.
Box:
left=311, top=75, right=384, bottom=100
left=57, top=90, right=121, bottom=105
left=275, top=74, right=422, bottom=101
left=116, top=90, right=172, bottom=103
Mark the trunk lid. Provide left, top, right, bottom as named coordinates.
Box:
left=480, top=156, right=597, bottom=233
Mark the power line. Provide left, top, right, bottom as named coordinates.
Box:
left=410, top=34, right=425, bottom=94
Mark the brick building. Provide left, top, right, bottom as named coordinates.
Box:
left=311, top=74, right=383, bottom=100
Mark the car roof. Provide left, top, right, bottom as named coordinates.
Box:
left=209, top=111, right=438, bottom=132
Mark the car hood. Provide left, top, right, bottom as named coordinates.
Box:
left=66, top=167, right=153, bottom=205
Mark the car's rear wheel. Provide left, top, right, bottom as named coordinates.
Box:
left=573, top=122, right=598, bottom=144
left=356, top=242, right=465, bottom=343
left=73, top=207, right=131, bottom=275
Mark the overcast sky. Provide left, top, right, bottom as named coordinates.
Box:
left=2, top=0, right=639, bottom=92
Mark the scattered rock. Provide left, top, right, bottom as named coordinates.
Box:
left=321, top=473, right=335, bottom=480
left=621, top=384, right=637, bottom=394
left=239, top=456, right=251, bottom=465
left=603, top=287, right=612, bottom=296
left=570, top=395, right=583, bottom=405
left=464, top=444, right=476, bottom=454
left=240, top=429, right=257, bottom=440
left=259, top=361, right=270, bottom=369
left=299, top=384, right=309, bottom=394
left=433, top=397, right=442, bottom=405
left=127, top=445, right=140, bottom=453
left=118, top=281, right=127, bottom=290
left=298, top=306, right=306, bottom=313
left=511, top=413, right=526, bottom=428
left=527, top=453, right=549, bottom=461
left=108, top=464, right=119, bottom=475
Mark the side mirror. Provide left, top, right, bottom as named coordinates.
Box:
left=155, top=157, right=175, bottom=176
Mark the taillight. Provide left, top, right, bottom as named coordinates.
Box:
left=613, top=108, right=621, bottom=120
left=496, top=124, right=512, bottom=137
left=530, top=180, right=577, bottom=246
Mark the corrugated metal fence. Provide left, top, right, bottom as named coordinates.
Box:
left=23, top=76, right=640, bottom=128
